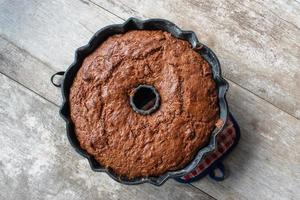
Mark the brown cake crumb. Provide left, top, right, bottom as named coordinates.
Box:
left=215, top=119, right=224, bottom=129
left=69, top=30, right=219, bottom=179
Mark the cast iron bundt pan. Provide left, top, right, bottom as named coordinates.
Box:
left=57, top=18, right=229, bottom=186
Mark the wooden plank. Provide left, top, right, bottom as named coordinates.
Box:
left=89, top=0, right=300, bottom=119
left=1, top=34, right=299, bottom=199
left=0, top=73, right=214, bottom=200
left=0, top=35, right=60, bottom=105
left=194, top=80, right=300, bottom=200
left=1, top=0, right=299, bottom=118
left=0, top=0, right=299, bottom=199
left=0, top=1, right=214, bottom=198
left=0, top=0, right=122, bottom=71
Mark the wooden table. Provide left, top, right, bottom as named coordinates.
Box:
left=0, top=0, right=299, bottom=199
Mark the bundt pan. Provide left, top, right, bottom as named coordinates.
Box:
left=58, top=18, right=229, bottom=186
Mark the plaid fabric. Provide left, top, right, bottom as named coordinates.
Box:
left=178, top=117, right=237, bottom=182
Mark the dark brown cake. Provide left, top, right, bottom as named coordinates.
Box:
left=69, top=30, right=219, bottom=179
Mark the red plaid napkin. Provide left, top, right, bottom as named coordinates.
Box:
left=177, top=116, right=239, bottom=182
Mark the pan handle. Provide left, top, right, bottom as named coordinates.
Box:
left=51, top=71, right=65, bottom=87
left=208, top=162, right=225, bottom=181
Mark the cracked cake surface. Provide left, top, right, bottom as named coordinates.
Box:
left=69, top=30, right=219, bottom=179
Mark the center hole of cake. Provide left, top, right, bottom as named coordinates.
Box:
left=130, top=85, right=160, bottom=115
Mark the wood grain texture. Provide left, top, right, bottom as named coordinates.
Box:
left=0, top=0, right=122, bottom=71
left=91, top=0, right=300, bottom=119
left=0, top=1, right=215, bottom=199
left=1, top=0, right=299, bottom=118
left=1, top=34, right=299, bottom=199
left=0, top=73, right=214, bottom=200
left=195, top=80, right=300, bottom=200
left=0, top=35, right=60, bottom=105
left=0, top=0, right=300, bottom=199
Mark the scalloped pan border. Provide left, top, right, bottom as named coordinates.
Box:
left=59, top=18, right=229, bottom=186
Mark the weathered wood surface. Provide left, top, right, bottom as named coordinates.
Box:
left=1, top=0, right=299, bottom=118
left=2, top=35, right=299, bottom=199
left=0, top=35, right=60, bottom=105
left=0, top=0, right=122, bottom=70
left=0, top=0, right=214, bottom=199
left=91, top=0, right=300, bottom=119
left=0, top=0, right=300, bottom=199
left=196, top=81, right=300, bottom=200
left=0, top=74, right=214, bottom=200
